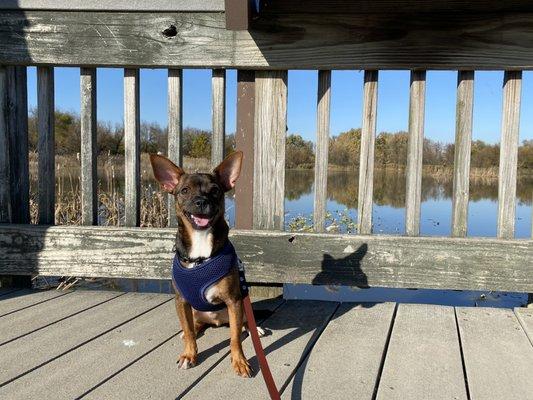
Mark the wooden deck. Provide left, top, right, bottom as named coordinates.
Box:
left=0, top=289, right=532, bottom=400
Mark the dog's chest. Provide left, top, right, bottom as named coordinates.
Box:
left=187, top=230, right=214, bottom=261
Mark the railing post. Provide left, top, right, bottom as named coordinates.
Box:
left=451, top=71, right=474, bottom=238
left=253, top=71, right=287, bottom=230
left=358, top=70, right=379, bottom=235
left=313, top=70, right=331, bottom=232
left=168, top=69, right=183, bottom=227
left=405, top=70, right=426, bottom=236
left=37, top=66, right=55, bottom=225
left=235, top=70, right=255, bottom=230
left=0, top=67, right=9, bottom=223
left=124, top=68, right=141, bottom=227
left=80, top=67, right=98, bottom=226
left=211, top=69, right=226, bottom=169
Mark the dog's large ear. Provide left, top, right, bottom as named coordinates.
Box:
left=149, top=154, right=184, bottom=193
left=214, top=151, right=243, bottom=192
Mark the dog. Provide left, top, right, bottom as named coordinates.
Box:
left=150, top=150, right=254, bottom=378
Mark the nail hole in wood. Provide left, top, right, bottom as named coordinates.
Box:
left=162, top=25, right=177, bottom=38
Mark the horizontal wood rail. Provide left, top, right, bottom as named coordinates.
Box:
left=0, top=225, right=531, bottom=292
left=3, top=10, right=533, bottom=69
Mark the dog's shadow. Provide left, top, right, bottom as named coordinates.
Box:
left=184, top=245, right=372, bottom=399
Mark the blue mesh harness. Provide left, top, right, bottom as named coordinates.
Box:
left=172, top=241, right=249, bottom=312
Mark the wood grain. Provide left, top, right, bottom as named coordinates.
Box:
left=1, top=0, right=224, bottom=11
left=313, top=70, right=331, bottom=232
left=377, top=304, right=467, bottom=400
left=167, top=68, right=183, bottom=227
left=124, top=68, right=140, bottom=227
left=4, top=11, right=533, bottom=69
left=234, top=70, right=255, bottom=230
left=0, top=67, right=9, bottom=223
left=37, top=66, right=55, bottom=225
left=497, top=71, right=522, bottom=239
left=457, top=307, right=533, bottom=400
left=0, top=225, right=531, bottom=292
left=211, top=69, right=226, bottom=169
left=80, top=68, right=98, bottom=226
left=253, top=71, right=287, bottom=230
left=6, top=66, right=29, bottom=224
left=405, top=71, right=426, bottom=236
left=358, top=70, right=378, bottom=235
left=451, top=71, right=474, bottom=237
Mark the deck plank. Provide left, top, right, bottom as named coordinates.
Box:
left=183, top=300, right=338, bottom=399
left=0, top=292, right=170, bottom=386
left=515, top=307, right=533, bottom=346
left=0, top=294, right=174, bottom=399
left=0, top=290, right=122, bottom=345
left=0, top=289, right=68, bottom=316
left=376, top=304, right=468, bottom=400
left=282, top=302, right=395, bottom=400
left=82, top=297, right=284, bottom=399
left=456, top=307, right=533, bottom=400
left=0, top=288, right=21, bottom=297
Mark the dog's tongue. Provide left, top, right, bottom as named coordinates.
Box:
left=191, top=214, right=210, bottom=227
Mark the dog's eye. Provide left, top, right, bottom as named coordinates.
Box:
left=210, top=186, right=220, bottom=196
left=180, top=187, right=189, bottom=195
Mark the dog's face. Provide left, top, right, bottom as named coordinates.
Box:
left=150, top=151, right=243, bottom=230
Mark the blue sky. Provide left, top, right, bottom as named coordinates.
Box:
left=27, top=68, right=533, bottom=145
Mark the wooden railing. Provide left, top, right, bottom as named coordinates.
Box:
left=0, top=4, right=531, bottom=294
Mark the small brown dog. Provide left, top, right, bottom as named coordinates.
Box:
left=150, top=150, right=252, bottom=378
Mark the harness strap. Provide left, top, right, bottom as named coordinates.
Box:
left=242, top=294, right=280, bottom=400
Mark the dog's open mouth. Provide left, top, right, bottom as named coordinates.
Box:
left=186, top=213, right=212, bottom=229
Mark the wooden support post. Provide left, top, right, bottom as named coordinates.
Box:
left=253, top=71, right=287, bottom=230
left=358, top=70, right=378, bottom=235
left=124, top=68, right=141, bottom=227
left=80, top=68, right=98, bottom=226
left=211, top=69, right=226, bottom=169
left=6, top=66, right=30, bottom=224
left=225, top=0, right=251, bottom=30
left=0, top=67, right=9, bottom=223
left=497, top=71, right=521, bottom=240
left=405, top=70, right=426, bottom=236
left=37, top=66, right=55, bottom=225
left=451, top=71, right=474, bottom=238
left=235, top=70, right=255, bottom=230
left=313, top=70, right=331, bottom=232
left=168, top=69, right=183, bottom=227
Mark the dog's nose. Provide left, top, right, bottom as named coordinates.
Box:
left=194, top=197, right=207, bottom=209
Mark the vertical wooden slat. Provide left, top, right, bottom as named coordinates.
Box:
left=0, top=67, right=9, bottom=223
left=235, top=70, right=255, bottom=230
left=224, top=0, right=251, bottom=30
left=6, top=66, right=30, bottom=224
left=497, top=71, right=522, bottom=239
left=405, top=70, right=426, bottom=236
left=37, top=67, right=55, bottom=225
left=167, top=69, right=183, bottom=227
left=124, top=68, right=140, bottom=227
left=313, top=70, right=331, bottom=232
left=253, top=70, right=287, bottom=230
left=358, top=70, right=379, bottom=235
left=80, top=68, right=98, bottom=226
left=451, top=71, right=474, bottom=238
left=211, top=69, right=226, bottom=169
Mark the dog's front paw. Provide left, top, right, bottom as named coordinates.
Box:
left=177, top=352, right=197, bottom=370
left=232, top=355, right=252, bottom=378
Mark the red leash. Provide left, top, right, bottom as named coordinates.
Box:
left=243, top=295, right=281, bottom=400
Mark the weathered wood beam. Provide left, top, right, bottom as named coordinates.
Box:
left=253, top=71, right=287, bottom=230
left=211, top=69, right=226, bottom=168
left=358, top=70, right=378, bottom=235
left=225, top=0, right=251, bottom=30
left=37, top=66, right=55, bottom=225
left=0, top=225, right=531, bottom=292
left=497, top=71, right=521, bottom=239
left=451, top=71, right=474, bottom=238
left=0, top=67, right=9, bottom=223
left=4, top=11, right=533, bottom=69
left=167, top=69, right=183, bottom=227
left=235, top=70, right=255, bottom=230
left=313, top=70, right=331, bottom=232
left=80, top=68, right=98, bottom=226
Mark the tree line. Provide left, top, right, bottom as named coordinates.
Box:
left=27, top=110, right=532, bottom=170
